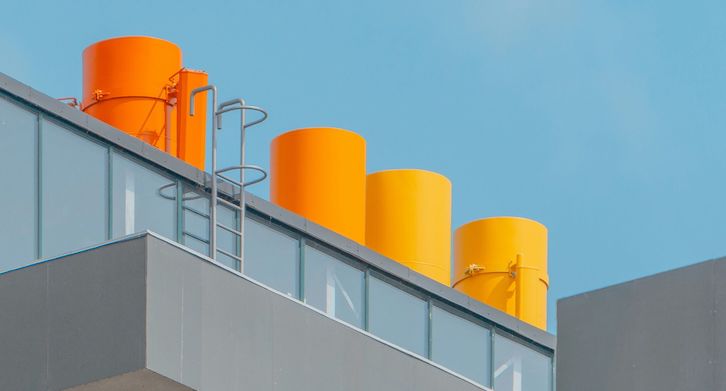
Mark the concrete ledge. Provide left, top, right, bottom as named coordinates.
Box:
left=0, top=233, right=488, bottom=391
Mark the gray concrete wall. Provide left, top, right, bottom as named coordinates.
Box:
left=145, top=235, right=485, bottom=391
left=557, top=257, right=726, bottom=391
left=0, top=233, right=485, bottom=390
left=0, top=237, right=148, bottom=390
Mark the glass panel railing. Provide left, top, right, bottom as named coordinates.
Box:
left=368, top=276, right=428, bottom=356
left=41, top=120, right=107, bottom=258
left=244, top=217, right=299, bottom=298
left=303, top=244, right=365, bottom=328
left=111, top=152, right=176, bottom=240
left=431, top=305, right=491, bottom=387
left=0, top=97, right=37, bottom=271
left=494, top=333, right=552, bottom=391
left=181, top=185, right=210, bottom=256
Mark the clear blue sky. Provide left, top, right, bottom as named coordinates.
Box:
left=3, top=0, right=725, bottom=332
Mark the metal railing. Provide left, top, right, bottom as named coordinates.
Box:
left=189, top=86, right=268, bottom=271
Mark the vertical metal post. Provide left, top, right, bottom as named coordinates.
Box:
left=514, top=254, right=522, bottom=320
left=164, top=96, right=177, bottom=154
left=298, top=237, right=306, bottom=301
left=426, top=299, right=433, bottom=359
left=210, top=96, right=218, bottom=259
left=364, top=269, right=371, bottom=331
left=238, top=100, right=247, bottom=271
left=190, top=85, right=218, bottom=259
left=106, top=147, right=113, bottom=240
left=35, top=113, right=42, bottom=259
left=175, top=180, right=184, bottom=243
left=490, top=327, right=496, bottom=388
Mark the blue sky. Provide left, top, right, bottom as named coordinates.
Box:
left=3, top=0, right=725, bottom=332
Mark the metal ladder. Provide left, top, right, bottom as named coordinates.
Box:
left=190, top=85, right=268, bottom=271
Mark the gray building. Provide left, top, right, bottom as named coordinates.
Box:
left=557, top=257, right=726, bottom=390
left=0, top=72, right=554, bottom=390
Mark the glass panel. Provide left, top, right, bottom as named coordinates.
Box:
left=179, top=187, right=242, bottom=271
left=303, top=245, right=364, bottom=328
left=182, top=186, right=209, bottom=256
left=111, top=153, right=176, bottom=239
left=216, top=203, right=239, bottom=270
left=0, top=97, right=36, bottom=271
left=494, top=334, right=552, bottom=391
left=431, top=306, right=491, bottom=386
left=368, top=276, right=428, bottom=356
left=41, top=120, right=107, bottom=257
left=244, top=217, right=299, bottom=297
left=183, top=233, right=209, bottom=256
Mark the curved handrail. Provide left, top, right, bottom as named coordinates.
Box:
left=189, top=85, right=217, bottom=116
left=216, top=102, right=268, bottom=129
left=157, top=182, right=205, bottom=201
left=216, top=165, right=268, bottom=188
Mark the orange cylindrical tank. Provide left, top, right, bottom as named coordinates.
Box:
left=366, top=169, right=452, bottom=285
left=175, top=68, right=208, bottom=171
left=82, top=36, right=182, bottom=153
left=270, top=127, right=366, bottom=243
left=453, top=217, right=548, bottom=329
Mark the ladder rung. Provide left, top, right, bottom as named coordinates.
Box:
left=217, top=222, right=241, bottom=237
left=183, top=205, right=209, bottom=219
left=216, top=196, right=242, bottom=212
left=183, top=231, right=209, bottom=244
left=217, top=248, right=242, bottom=262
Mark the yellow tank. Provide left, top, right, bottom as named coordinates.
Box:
left=453, top=217, right=548, bottom=329
left=270, top=127, right=366, bottom=243
left=366, top=169, right=451, bottom=285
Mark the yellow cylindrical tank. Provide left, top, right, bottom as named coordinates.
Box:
left=453, top=217, right=548, bottom=329
left=366, top=169, right=452, bottom=285
left=82, top=36, right=182, bottom=153
left=270, top=127, right=366, bottom=243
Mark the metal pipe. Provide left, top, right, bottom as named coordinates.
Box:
left=239, top=101, right=246, bottom=272
left=514, top=254, right=522, bottom=320
left=190, top=85, right=218, bottom=259
left=164, top=95, right=177, bottom=153
left=216, top=166, right=267, bottom=187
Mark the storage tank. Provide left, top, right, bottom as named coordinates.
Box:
left=453, top=217, right=548, bottom=329
left=366, top=169, right=451, bottom=285
left=82, top=36, right=208, bottom=170
left=270, top=127, right=366, bottom=243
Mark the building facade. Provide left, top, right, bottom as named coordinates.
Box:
left=557, top=257, right=726, bottom=391
left=0, top=72, right=554, bottom=390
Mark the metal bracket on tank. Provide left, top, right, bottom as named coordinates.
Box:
left=451, top=263, right=486, bottom=288
left=464, top=263, right=486, bottom=276
left=452, top=260, right=522, bottom=287
left=93, top=89, right=109, bottom=101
